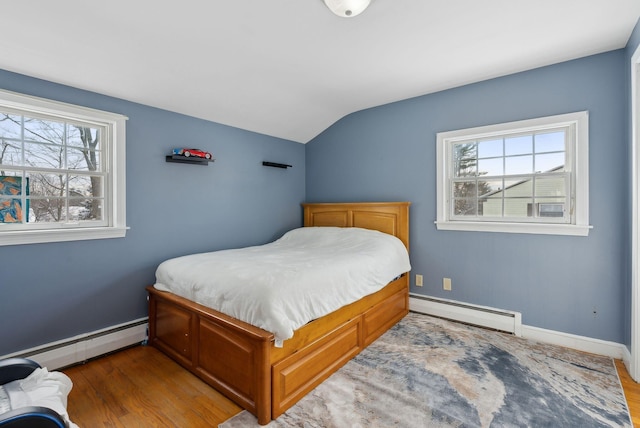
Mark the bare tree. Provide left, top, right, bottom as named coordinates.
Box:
left=452, top=143, right=492, bottom=216
left=77, top=126, right=101, bottom=219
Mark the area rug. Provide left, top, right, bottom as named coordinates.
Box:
left=219, top=312, right=631, bottom=427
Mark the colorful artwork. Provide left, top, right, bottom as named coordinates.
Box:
left=0, top=176, right=28, bottom=223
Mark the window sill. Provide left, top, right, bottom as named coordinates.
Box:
left=435, top=221, right=592, bottom=236
left=0, top=227, right=129, bottom=246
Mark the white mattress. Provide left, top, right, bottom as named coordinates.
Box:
left=154, top=227, right=411, bottom=346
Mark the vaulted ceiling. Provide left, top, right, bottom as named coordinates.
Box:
left=2, top=1, right=639, bottom=143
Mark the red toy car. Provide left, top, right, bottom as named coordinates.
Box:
left=173, top=148, right=213, bottom=159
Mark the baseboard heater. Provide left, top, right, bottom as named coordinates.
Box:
left=1, top=318, right=148, bottom=370
left=409, top=294, right=522, bottom=336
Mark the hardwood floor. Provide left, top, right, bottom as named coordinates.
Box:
left=64, top=346, right=640, bottom=427
left=64, top=346, right=242, bottom=427
left=617, top=359, right=640, bottom=427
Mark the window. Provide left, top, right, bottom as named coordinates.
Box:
left=0, top=89, right=127, bottom=246
left=436, top=111, right=590, bottom=236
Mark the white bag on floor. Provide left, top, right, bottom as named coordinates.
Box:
left=4, top=367, right=79, bottom=428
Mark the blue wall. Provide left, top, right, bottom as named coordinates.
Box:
left=307, top=50, right=628, bottom=344
left=0, top=69, right=305, bottom=356
left=2, top=27, right=639, bottom=356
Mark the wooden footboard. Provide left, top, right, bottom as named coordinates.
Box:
left=147, top=201, right=411, bottom=424
left=147, top=275, right=408, bottom=424
left=147, top=286, right=273, bottom=423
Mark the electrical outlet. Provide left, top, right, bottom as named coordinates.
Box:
left=415, top=274, right=423, bottom=287
left=443, top=277, right=452, bottom=291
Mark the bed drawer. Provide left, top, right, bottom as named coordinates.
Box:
left=271, top=317, right=362, bottom=418
left=153, top=300, right=194, bottom=367
left=363, top=287, right=408, bottom=346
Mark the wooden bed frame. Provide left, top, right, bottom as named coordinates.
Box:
left=146, top=202, right=410, bottom=425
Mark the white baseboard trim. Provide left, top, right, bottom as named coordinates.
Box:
left=521, top=324, right=627, bottom=360
left=410, top=294, right=522, bottom=336
left=621, top=344, right=633, bottom=377
left=1, top=318, right=148, bottom=370
left=410, top=295, right=627, bottom=360
left=3, top=301, right=630, bottom=371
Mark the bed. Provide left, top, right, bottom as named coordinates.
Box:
left=146, top=202, right=411, bottom=425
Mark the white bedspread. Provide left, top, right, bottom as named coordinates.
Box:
left=154, top=227, right=411, bottom=346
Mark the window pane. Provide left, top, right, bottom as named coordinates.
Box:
left=504, top=198, right=532, bottom=217
left=24, top=142, right=65, bottom=169
left=0, top=142, right=21, bottom=166
left=67, top=147, right=101, bottom=171
left=68, top=199, right=104, bottom=221
left=503, top=178, right=532, bottom=197
left=478, top=179, right=503, bottom=198
left=481, top=198, right=502, bottom=216
left=505, top=155, right=533, bottom=175
left=69, top=175, right=103, bottom=198
left=535, top=152, right=564, bottom=173
left=0, top=197, right=23, bottom=222
left=453, top=199, right=478, bottom=216
left=67, top=125, right=101, bottom=151
left=0, top=174, right=24, bottom=196
left=0, top=171, right=23, bottom=182
left=23, top=118, right=65, bottom=145
left=70, top=199, right=103, bottom=221
left=535, top=176, right=566, bottom=197
left=505, top=135, right=532, bottom=156
left=454, top=160, right=477, bottom=177
left=0, top=113, right=22, bottom=139
left=478, top=138, right=502, bottom=158
left=28, top=172, right=67, bottom=198
left=29, top=197, right=66, bottom=223
left=453, top=143, right=477, bottom=177
left=0, top=174, right=26, bottom=223
left=478, top=157, right=503, bottom=176
left=454, top=142, right=477, bottom=160
left=535, top=131, right=564, bottom=153
left=453, top=180, right=478, bottom=198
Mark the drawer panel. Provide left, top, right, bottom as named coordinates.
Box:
left=272, top=317, right=361, bottom=417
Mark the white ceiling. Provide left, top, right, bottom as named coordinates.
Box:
left=2, top=1, right=639, bottom=143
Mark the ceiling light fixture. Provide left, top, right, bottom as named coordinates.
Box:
left=323, top=0, right=371, bottom=18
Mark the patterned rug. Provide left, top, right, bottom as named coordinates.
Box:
left=219, top=312, right=631, bottom=427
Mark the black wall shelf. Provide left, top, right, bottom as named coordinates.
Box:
left=166, top=155, right=214, bottom=166
left=262, top=161, right=292, bottom=169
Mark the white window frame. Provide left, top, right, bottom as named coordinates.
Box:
left=0, top=89, right=128, bottom=246
left=436, top=111, right=591, bottom=236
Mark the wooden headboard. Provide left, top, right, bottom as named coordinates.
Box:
left=302, top=202, right=410, bottom=250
